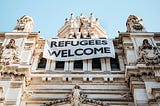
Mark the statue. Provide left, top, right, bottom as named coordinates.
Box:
left=126, top=15, right=146, bottom=32
left=137, top=39, right=160, bottom=65
left=79, top=18, right=84, bottom=32
left=71, top=84, right=83, bottom=106
left=78, top=14, right=89, bottom=33
left=69, top=13, right=79, bottom=28
left=141, top=39, right=152, bottom=49
left=0, top=39, right=20, bottom=65
left=6, top=39, right=17, bottom=49
left=13, top=15, right=34, bottom=32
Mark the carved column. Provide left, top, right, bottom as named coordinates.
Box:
left=31, top=53, right=40, bottom=71
left=50, top=60, right=56, bottom=71
left=64, top=61, right=69, bottom=72
left=101, top=58, right=106, bottom=72
left=87, top=59, right=92, bottom=71
left=118, top=55, right=125, bottom=71
left=45, top=59, right=51, bottom=71
left=69, top=61, right=74, bottom=71
left=83, top=60, right=88, bottom=72
left=106, top=58, right=111, bottom=72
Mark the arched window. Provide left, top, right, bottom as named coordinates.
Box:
left=37, top=57, right=47, bottom=68
left=110, top=53, right=120, bottom=70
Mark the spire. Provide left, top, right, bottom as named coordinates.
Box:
left=70, top=13, right=75, bottom=20
left=58, top=13, right=107, bottom=39
left=89, top=13, right=95, bottom=22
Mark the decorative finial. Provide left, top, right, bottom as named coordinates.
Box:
left=65, top=18, right=69, bottom=23
left=89, top=13, right=95, bottom=22
left=70, top=13, right=74, bottom=20
left=96, top=18, right=99, bottom=22
left=126, top=15, right=146, bottom=32
left=13, top=16, right=34, bottom=32
left=80, top=13, right=85, bottom=19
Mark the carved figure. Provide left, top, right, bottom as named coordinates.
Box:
left=79, top=18, right=84, bottom=32
left=141, top=39, right=152, bottom=49
left=14, top=15, right=34, bottom=32
left=137, top=39, right=160, bottom=65
left=78, top=14, right=89, bottom=32
left=71, top=84, right=82, bottom=106
left=0, top=39, right=20, bottom=65
left=6, top=39, right=16, bottom=49
left=126, top=15, right=145, bottom=32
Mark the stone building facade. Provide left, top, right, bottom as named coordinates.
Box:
left=0, top=14, right=160, bottom=106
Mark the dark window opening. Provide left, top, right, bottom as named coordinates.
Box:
left=37, top=58, right=47, bottom=68
left=110, top=53, right=120, bottom=70
left=92, top=58, right=101, bottom=70
left=55, top=61, right=65, bottom=69
left=66, top=77, right=68, bottom=81
left=107, top=78, right=110, bottom=82
left=74, top=60, right=83, bottom=69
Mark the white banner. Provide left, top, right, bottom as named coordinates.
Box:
left=43, top=38, right=115, bottom=61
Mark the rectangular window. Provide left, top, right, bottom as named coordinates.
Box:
left=74, top=60, right=83, bottom=70
left=55, top=61, right=65, bottom=70
left=110, top=53, right=120, bottom=71
left=37, top=58, right=47, bottom=68
left=92, top=58, right=101, bottom=71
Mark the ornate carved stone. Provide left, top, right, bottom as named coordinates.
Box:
left=13, top=15, right=34, bottom=32
left=137, top=39, right=160, bottom=65
left=126, top=15, right=146, bottom=32
left=71, top=84, right=83, bottom=106
left=0, top=39, right=20, bottom=65
left=42, top=84, right=109, bottom=106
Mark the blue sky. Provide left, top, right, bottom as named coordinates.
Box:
left=0, top=0, right=160, bottom=38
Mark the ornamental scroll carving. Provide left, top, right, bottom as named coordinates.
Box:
left=126, top=15, right=146, bottom=32
left=137, top=39, right=160, bottom=65
left=0, top=39, right=20, bottom=65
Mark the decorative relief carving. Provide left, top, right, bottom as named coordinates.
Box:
left=126, top=15, right=146, bottom=32
left=70, top=84, right=109, bottom=106
left=71, top=84, right=83, bottom=106
left=25, top=77, right=31, bottom=86
left=129, top=71, right=155, bottom=82
left=137, top=39, right=160, bottom=65
left=0, top=39, right=20, bottom=65
left=42, top=84, right=110, bottom=106
left=0, top=69, right=25, bottom=80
